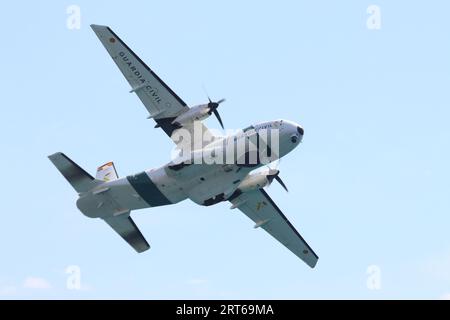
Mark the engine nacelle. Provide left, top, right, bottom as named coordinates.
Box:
left=172, top=104, right=210, bottom=126
left=236, top=172, right=270, bottom=193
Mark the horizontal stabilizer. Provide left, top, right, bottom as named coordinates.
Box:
left=104, top=215, right=150, bottom=253
left=48, top=152, right=97, bottom=193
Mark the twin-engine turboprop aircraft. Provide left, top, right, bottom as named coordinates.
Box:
left=49, top=25, right=318, bottom=268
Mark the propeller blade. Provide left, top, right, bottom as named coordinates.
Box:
left=203, top=90, right=226, bottom=128
left=208, top=98, right=225, bottom=110
left=274, top=175, right=289, bottom=192
left=213, top=109, right=224, bottom=129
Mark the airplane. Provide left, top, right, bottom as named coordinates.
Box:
left=48, top=24, right=318, bottom=268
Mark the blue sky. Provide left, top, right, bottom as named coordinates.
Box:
left=1, top=1, right=449, bottom=299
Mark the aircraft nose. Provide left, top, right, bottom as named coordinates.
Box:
left=290, top=126, right=304, bottom=144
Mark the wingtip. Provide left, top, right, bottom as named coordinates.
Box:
left=309, top=257, right=319, bottom=269
left=136, top=244, right=151, bottom=253
left=48, top=152, right=63, bottom=160
left=90, top=24, right=109, bottom=31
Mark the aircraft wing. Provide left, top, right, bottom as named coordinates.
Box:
left=90, top=24, right=216, bottom=147
left=229, top=189, right=318, bottom=268
left=103, top=214, right=150, bottom=253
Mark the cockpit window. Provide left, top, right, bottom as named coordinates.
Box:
left=243, top=125, right=255, bottom=133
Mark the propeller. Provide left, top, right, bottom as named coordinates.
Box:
left=207, top=97, right=226, bottom=129
left=265, top=159, right=288, bottom=192
left=267, top=169, right=289, bottom=192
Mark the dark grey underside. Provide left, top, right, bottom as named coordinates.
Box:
left=127, top=172, right=172, bottom=207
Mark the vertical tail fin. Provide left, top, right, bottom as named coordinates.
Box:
left=48, top=152, right=98, bottom=193
left=96, top=162, right=119, bottom=181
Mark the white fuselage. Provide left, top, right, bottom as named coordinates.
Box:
left=76, top=119, right=303, bottom=218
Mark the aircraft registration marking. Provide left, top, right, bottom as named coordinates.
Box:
left=256, top=201, right=267, bottom=211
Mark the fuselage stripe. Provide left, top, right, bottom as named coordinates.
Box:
left=126, top=172, right=172, bottom=207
